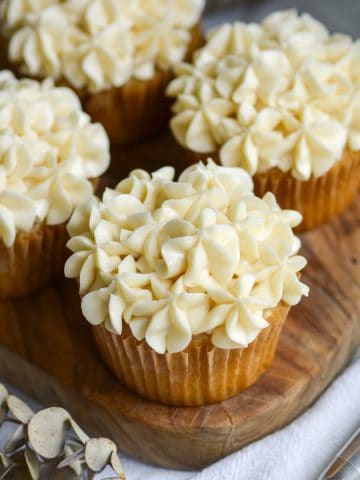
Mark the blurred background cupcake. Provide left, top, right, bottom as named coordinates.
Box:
left=65, top=160, right=309, bottom=406
left=0, top=0, right=205, bottom=145
left=0, top=71, right=109, bottom=299
left=167, top=10, right=360, bottom=231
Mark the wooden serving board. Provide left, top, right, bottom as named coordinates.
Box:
left=0, top=131, right=359, bottom=470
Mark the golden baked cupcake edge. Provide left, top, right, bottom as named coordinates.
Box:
left=65, top=160, right=309, bottom=406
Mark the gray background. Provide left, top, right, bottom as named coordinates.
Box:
left=205, top=0, right=360, bottom=37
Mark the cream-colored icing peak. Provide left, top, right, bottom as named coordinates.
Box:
left=167, top=10, right=360, bottom=180
left=1, top=0, right=205, bottom=93
left=66, top=160, right=308, bottom=353
left=0, top=71, right=110, bottom=246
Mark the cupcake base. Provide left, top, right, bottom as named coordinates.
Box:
left=186, top=149, right=360, bottom=232
left=0, top=223, right=69, bottom=299
left=92, top=302, right=290, bottom=406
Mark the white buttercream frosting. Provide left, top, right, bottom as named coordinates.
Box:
left=65, top=160, right=309, bottom=353
left=0, top=70, right=110, bottom=246
left=0, top=0, right=205, bottom=93
left=167, top=10, right=360, bottom=180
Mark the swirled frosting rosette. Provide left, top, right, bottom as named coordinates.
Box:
left=0, top=70, right=109, bottom=245
left=66, top=160, right=308, bottom=353
left=167, top=10, right=360, bottom=231
left=0, top=70, right=109, bottom=298
left=0, top=0, right=205, bottom=92
left=0, top=0, right=205, bottom=144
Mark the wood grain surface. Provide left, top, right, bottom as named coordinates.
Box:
left=0, top=131, right=359, bottom=470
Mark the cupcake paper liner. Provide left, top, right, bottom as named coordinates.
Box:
left=92, top=302, right=290, bottom=406
left=80, top=68, right=175, bottom=145
left=0, top=222, right=69, bottom=299
left=187, top=149, right=360, bottom=232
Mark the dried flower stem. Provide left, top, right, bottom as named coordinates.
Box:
left=0, top=384, right=125, bottom=479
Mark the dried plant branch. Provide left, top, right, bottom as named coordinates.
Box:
left=0, top=384, right=125, bottom=480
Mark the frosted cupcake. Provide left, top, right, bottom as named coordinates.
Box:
left=0, top=0, right=205, bottom=145
left=65, top=160, right=309, bottom=406
left=167, top=10, right=360, bottom=231
left=0, top=71, right=110, bottom=299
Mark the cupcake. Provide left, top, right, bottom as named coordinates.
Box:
left=0, top=71, right=110, bottom=299
left=0, top=0, right=205, bottom=145
left=65, top=160, right=309, bottom=406
left=167, top=10, right=360, bottom=231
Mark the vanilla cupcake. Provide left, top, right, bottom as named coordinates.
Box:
left=65, top=160, right=309, bottom=406
left=0, top=0, right=204, bottom=145
left=167, top=10, right=360, bottom=231
left=0, top=71, right=110, bottom=299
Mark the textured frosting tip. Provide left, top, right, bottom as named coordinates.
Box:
left=0, top=70, right=110, bottom=247
left=0, top=0, right=205, bottom=92
left=167, top=9, right=360, bottom=180
left=66, top=160, right=309, bottom=354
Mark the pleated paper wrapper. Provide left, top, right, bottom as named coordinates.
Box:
left=0, top=223, right=69, bottom=299
left=93, top=302, right=290, bottom=406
